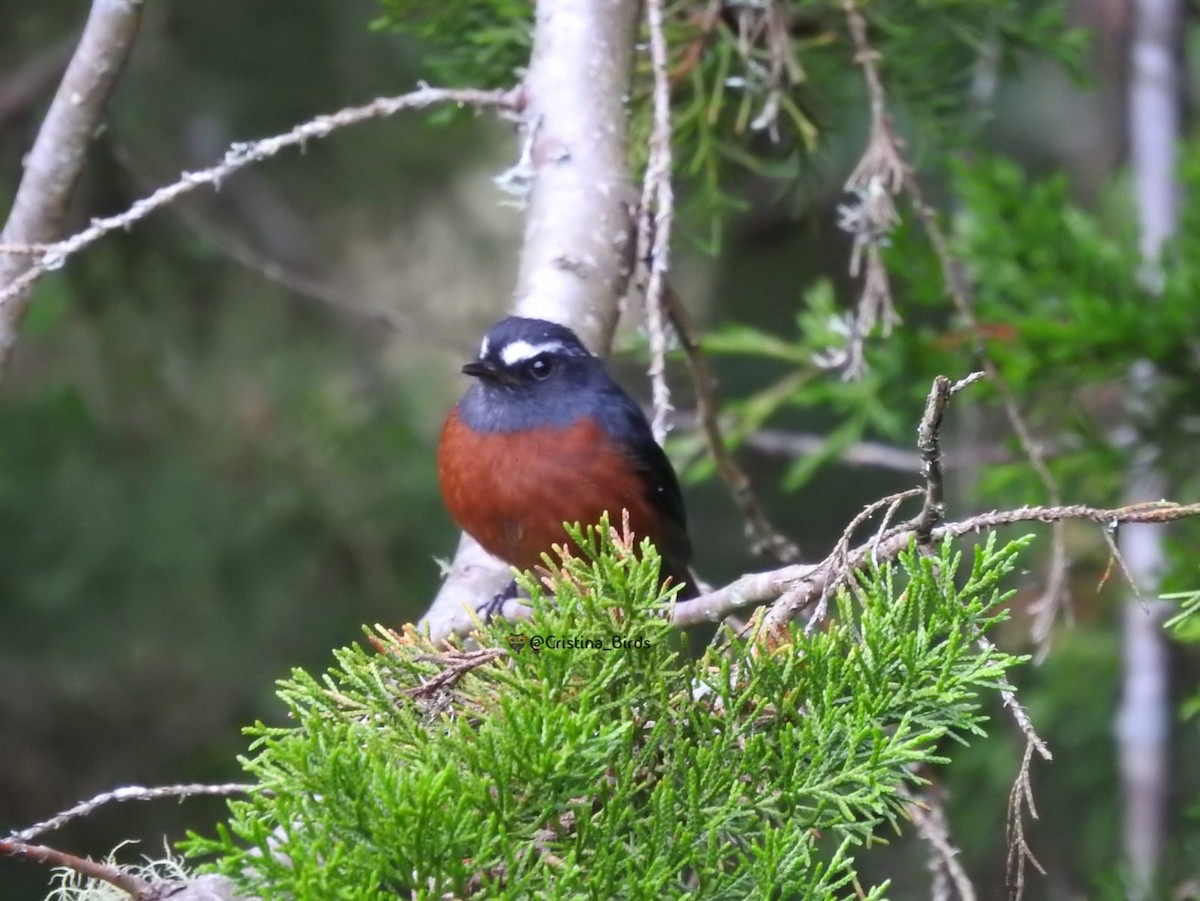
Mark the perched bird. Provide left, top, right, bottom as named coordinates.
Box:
left=438, top=316, right=695, bottom=604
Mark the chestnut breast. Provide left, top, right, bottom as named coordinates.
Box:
left=439, top=408, right=666, bottom=572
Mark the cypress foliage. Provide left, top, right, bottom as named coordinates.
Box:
left=187, top=518, right=1031, bottom=899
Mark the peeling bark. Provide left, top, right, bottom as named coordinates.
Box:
left=421, top=0, right=640, bottom=642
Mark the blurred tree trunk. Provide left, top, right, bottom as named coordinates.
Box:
left=1116, top=0, right=1180, bottom=895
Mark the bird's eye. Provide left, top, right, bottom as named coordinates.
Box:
left=528, top=356, right=555, bottom=380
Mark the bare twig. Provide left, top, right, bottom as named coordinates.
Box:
left=7, top=783, right=254, bottom=844
left=408, top=648, right=508, bottom=700
left=1005, top=741, right=1048, bottom=901
left=915, top=375, right=953, bottom=544
left=913, top=373, right=984, bottom=544
left=670, top=500, right=1200, bottom=630
left=102, top=139, right=399, bottom=331
left=0, top=838, right=152, bottom=899
left=904, top=178, right=1069, bottom=652
left=1100, top=522, right=1146, bottom=608
left=908, top=787, right=977, bottom=901
left=741, top=427, right=924, bottom=471
left=800, top=372, right=982, bottom=637
left=638, top=0, right=676, bottom=444
left=838, top=0, right=904, bottom=376
left=804, top=488, right=923, bottom=635
left=0, top=0, right=147, bottom=373
left=0, top=84, right=521, bottom=321
left=731, top=424, right=1028, bottom=472
left=664, top=289, right=800, bottom=563
left=838, top=0, right=1069, bottom=646
left=981, top=631, right=1053, bottom=901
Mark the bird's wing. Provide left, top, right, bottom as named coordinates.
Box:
left=596, top=385, right=694, bottom=581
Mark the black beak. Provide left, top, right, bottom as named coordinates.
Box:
left=462, top=359, right=500, bottom=381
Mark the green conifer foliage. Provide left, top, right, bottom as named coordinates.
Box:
left=188, top=518, right=1030, bottom=899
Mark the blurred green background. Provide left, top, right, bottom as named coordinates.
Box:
left=1, top=1, right=1198, bottom=899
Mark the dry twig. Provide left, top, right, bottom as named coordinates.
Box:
left=837, top=0, right=1069, bottom=649
left=7, top=783, right=254, bottom=844
left=665, top=290, right=800, bottom=563
left=0, top=84, right=521, bottom=318
left=908, top=786, right=977, bottom=901
left=838, top=0, right=905, bottom=377
left=0, top=838, right=152, bottom=899
left=670, top=500, right=1200, bottom=630
left=638, top=0, right=677, bottom=444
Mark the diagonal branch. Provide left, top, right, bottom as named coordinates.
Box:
left=670, top=500, right=1200, bottom=630
left=7, top=782, right=254, bottom=844
left=665, top=289, right=800, bottom=563
left=0, top=838, right=151, bottom=899
left=0, top=84, right=521, bottom=318
left=0, top=0, right=146, bottom=373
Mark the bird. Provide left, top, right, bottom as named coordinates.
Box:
left=438, top=316, right=695, bottom=607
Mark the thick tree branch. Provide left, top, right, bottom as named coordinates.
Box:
left=421, top=0, right=640, bottom=642
left=508, top=0, right=638, bottom=348
left=0, top=0, right=145, bottom=373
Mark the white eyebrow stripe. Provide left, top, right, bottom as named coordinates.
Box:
left=479, top=335, right=490, bottom=358
left=499, top=339, right=567, bottom=366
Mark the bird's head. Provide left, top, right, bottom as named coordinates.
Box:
left=456, top=317, right=611, bottom=432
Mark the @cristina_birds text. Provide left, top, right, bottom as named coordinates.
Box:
left=504, top=633, right=655, bottom=653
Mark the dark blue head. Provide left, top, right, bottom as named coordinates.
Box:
left=456, top=316, right=615, bottom=433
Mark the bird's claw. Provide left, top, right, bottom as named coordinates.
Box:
left=475, top=579, right=519, bottom=623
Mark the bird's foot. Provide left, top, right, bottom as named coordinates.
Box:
left=476, top=579, right=519, bottom=623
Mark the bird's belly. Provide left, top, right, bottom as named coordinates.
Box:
left=439, top=411, right=658, bottom=572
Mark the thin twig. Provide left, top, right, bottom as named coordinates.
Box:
left=838, top=0, right=904, bottom=376
left=639, top=0, right=676, bottom=443
left=915, top=375, right=953, bottom=544
left=838, top=0, right=1069, bottom=648
left=1005, top=742, right=1048, bottom=901
left=905, top=178, right=1069, bottom=652
left=670, top=500, right=1200, bottom=630
left=985, top=630, right=1052, bottom=901
left=0, top=838, right=152, bottom=899
left=908, top=787, right=977, bottom=901
left=7, top=783, right=255, bottom=844
left=0, top=84, right=521, bottom=315
left=732, top=424, right=1026, bottom=472
left=805, top=488, right=923, bottom=635
left=408, top=648, right=508, bottom=700
left=664, top=289, right=800, bottom=563
left=1100, top=521, right=1146, bottom=610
